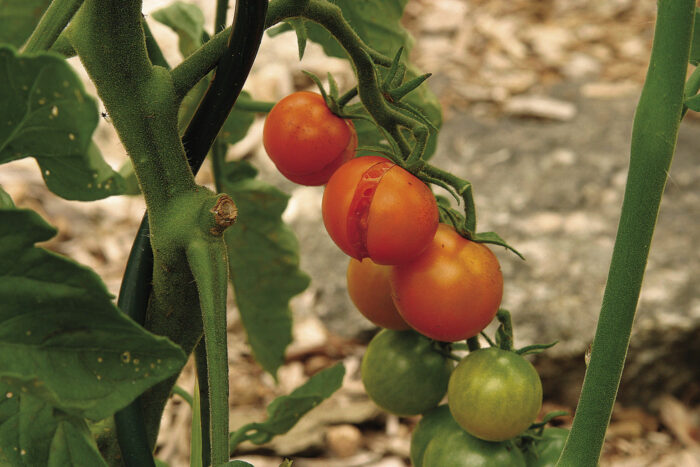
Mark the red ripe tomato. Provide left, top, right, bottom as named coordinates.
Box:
left=390, top=224, right=503, bottom=342
left=263, top=91, right=357, bottom=186
left=347, top=258, right=410, bottom=330
left=322, top=156, right=439, bottom=265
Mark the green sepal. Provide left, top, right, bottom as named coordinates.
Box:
left=516, top=341, right=559, bottom=356
left=467, top=231, right=525, bottom=260
left=388, top=73, right=432, bottom=102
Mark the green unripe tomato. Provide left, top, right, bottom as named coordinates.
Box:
left=410, top=405, right=457, bottom=467
left=447, top=347, right=542, bottom=442
left=361, top=330, right=453, bottom=416
left=422, top=418, right=526, bottom=467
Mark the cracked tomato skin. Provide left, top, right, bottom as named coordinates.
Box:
left=322, top=156, right=439, bottom=265
left=263, top=91, right=357, bottom=186
left=390, top=224, right=503, bottom=342
left=347, top=258, right=410, bottom=330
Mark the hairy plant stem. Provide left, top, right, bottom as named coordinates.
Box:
left=215, top=0, right=229, bottom=32
left=420, top=164, right=477, bottom=231
left=23, top=0, right=84, bottom=53
left=194, top=342, right=211, bottom=467
left=67, top=0, right=225, bottom=457
left=557, top=1, right=694, bottom=465
left=187, top=238, right=230, bottom=466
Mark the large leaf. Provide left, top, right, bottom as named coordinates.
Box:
left=151, top=1, right=205, bottom=58
left=229, top=363, right=345, bottom=447
left=0, top=384, right=107, bottom=466
left=221, top=161, right=310, bottom=376
left=0, top=0, right=51, bottom=48
left=218, top=91, right=255, bottom=145
left=0, top=206, right=187, bottom=421
left=303, top=0, right=411, bottom=61
left=274, top=0, right=442, bottom=159
left=0, top=46, right=125, bottom=200
left=0, top=184, right=13, bottom=208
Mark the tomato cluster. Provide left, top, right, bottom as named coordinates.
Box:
left=264, top=92, right=553, bottom=465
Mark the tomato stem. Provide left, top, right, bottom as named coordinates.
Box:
left=557, top=1, right=694, bottom=465
left=22, top=0, right=84, bottom=53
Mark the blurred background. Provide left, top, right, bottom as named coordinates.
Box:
left=2, top=0, right=700, bottom=465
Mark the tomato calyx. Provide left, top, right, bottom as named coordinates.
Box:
left=346, top=159, right=395, bottom=259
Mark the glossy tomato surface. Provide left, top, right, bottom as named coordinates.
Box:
left=420, top=407, right=526, bottom=467
left=361, top=329, right=453, bottom=416
left=347, top=258, right=410, bottom=330
left=410, top=405, right=459, bottom=467
left=447, top=348, right=542, bottom=442
left=322, top=156, right=438, bottom=265
left=263, top=91, right=356, bottom=185
left=390, top=224, right=503, bottom=342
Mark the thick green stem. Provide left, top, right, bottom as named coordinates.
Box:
left=215, top=0, right=229, bottom=32
left=194, top=342, right=211, bottom=467
left=186, top=239, right=230, bottom=466
left=557, top=2, right=694, bottom=465
left=171, top=27, right=231, bottom=99
left=23, top=0, right=84, bottom=53
left=68, top=0, right=196, bottom=220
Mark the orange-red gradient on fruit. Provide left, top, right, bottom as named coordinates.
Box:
left=263, top=91, right=357, bottom=186
left=347, top=258, right=410, bottom=330
left=390, top=224, right=503, bottom=342
left=322, top=156, right=439, bottom=265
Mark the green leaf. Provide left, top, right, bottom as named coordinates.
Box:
left=0, top=46, right=124, bottom=200
left=0, top=185, right=14, bottom=208
left=690, top=8, right=700, bottom=65
left=229, top=363, right=345, bottom=449
left=218, top=91, right=256, bottom=145
left=47, top=420, right=108, bottom=467
left=221, top=161, right=310, bottom=376
left=0, top=0, right=51, bottom=48
left=219, top=462, right=253, bottom=467
left=0, top=207, right=187, bottom=421
left=304, top=0, right=411, bottom=61
left=151, top=1, right=205, bottom=57
left=0, top=385, right=107, bottom=467
left=118, top=158, right=142, bottom=195
left=38, top=141, right=126, bottom=200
